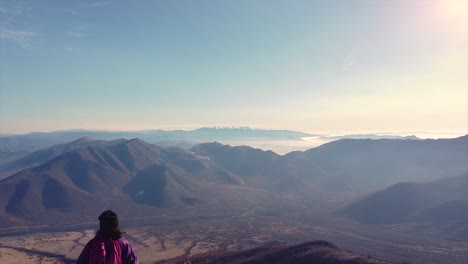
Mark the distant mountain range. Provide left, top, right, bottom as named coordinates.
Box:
left=157, top=240, right=397, bottom=264
left=284, top=136, right=468, bottom=193
left=321, top=134, right=420, bottom=140
left=0, top=128, right=428, bottom=155
left=0, top=127, right=315, bottom=153
left=0, top=135, right=466, bottom=232
left=339, top=173, right=468, bottom=240
left=192, top=136, right=468, bottom=197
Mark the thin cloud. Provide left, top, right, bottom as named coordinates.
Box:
left=49, top=1, right=110, bottom=15
left=66, top=26, right=87, bottom=38
left=80, top=1, right=111, bottom=8
left=0, top=1, right=25, bottom=26
left=0, top=28, right=37, bottom=48
left=47, top=7, right=78, bottom=15
left=342, top=51, right=357, bottom=72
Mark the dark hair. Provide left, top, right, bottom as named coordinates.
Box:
left=96, top=210, right=123, bottom=240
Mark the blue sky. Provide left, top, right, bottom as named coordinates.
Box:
left=1, top=0, right=467, bottom=134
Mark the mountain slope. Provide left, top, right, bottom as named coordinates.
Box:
left=0, top=141, right=150, bottom=222
left=191, top=142, right=279, bottom=179
left=156, top=240, right=397, bottom=264
left=0, top=137, right=126, bottom=179
left=160, top=146, right=244, bottom=185
left=0, top=150, right=30, bottom=165
left=340, top=173, right=468, bottom=224
left=190, top=136, right=468, bottom=199
left=283, top=135, right=468, bottom=194
left=124, top=164, right=201, bottom=207
left=339, top=173, right=468, bottom=240
left=0, top=139, right=244, bottom=226
left=190, top=143, right=315, bottom=196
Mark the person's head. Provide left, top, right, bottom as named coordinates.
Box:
left=97, top=210, right=123, bottom=239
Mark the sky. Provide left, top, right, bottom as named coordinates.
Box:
left=1, top=0, right=467, bottom=135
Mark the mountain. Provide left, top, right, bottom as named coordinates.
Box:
left=190, top=143, right=318, bottom=197
left=283, top=135, right=468, bottom=194
left=156, top=240, right=397, bottom=264
left=0, top=139, right=245, bottom=226
left=1, top=135, right=467, bottom=230
left=159, top=146, right=244, bottom=185
left=0, top=131, right=147, bottom=153
left=191, top=142, right=279, bottom=179
left=190, top=137, right=468, bottom=199
left=339, top=173, right=468, bottom=240
left=0, top=139, right=156, bottom=223
left=0, top=137, right=126, bottom=179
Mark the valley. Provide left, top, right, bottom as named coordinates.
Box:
left=0, top=134, right=466, bottom=263
left=1, top=207, right=468, bottom=264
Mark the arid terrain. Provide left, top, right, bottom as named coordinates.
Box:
left=1, top=206, right=468, bottom=264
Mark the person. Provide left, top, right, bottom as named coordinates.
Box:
left=77, top=210, right=139, bottom=264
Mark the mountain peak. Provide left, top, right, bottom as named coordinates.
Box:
left=72, top=136, right=95, bottom=143
left=117, top=138, right=157, bottom=152
left=121, top=138, right=151, bottom=146
left=127, top=138, right=145, bottom=144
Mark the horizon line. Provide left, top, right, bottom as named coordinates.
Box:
left=0, top=126, right=466, bottom=139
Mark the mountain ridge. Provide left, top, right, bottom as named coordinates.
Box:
left=339, top=173, right=468, bottom=240
left=0, top=138, right=260, bottom=226
left=0, top=137, right=127, bottom=179
left=156, top=240, right=398, bottom=264
left=0, top=136, right=467, bottom=243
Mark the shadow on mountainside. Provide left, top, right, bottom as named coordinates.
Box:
left=155, top=240, right=403, bottom=264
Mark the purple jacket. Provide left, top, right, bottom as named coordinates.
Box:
left=77, top=235, right=139, bottom=264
